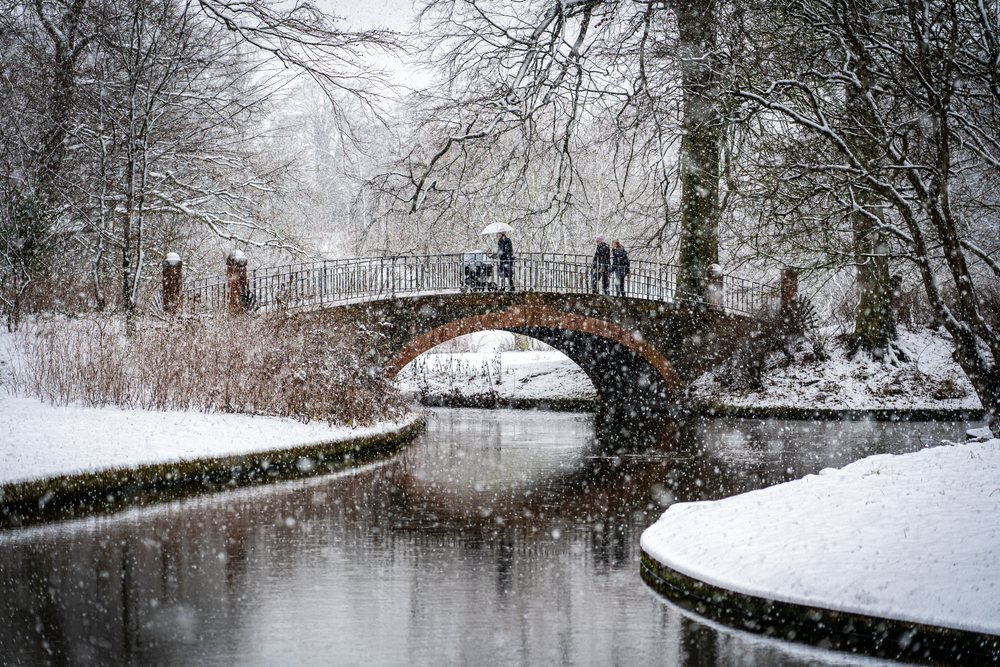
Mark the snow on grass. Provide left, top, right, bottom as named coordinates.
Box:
left=0, top=394, right=419, bottom=486
left=691, top=326, right=982, bottom=411
left=395, top=350, right=596, bottom=401
left=640, top=437, right=1000, bottom=635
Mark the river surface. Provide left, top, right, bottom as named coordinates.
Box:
left=0, top=408, right=969, bottom=666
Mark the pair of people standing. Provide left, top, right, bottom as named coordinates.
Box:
left=591, top=235, right=630, bottom=296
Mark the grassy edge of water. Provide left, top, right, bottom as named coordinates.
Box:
left=639, top=550, right=1000, bottom=666
left=0, top=413, right=426, bottom=530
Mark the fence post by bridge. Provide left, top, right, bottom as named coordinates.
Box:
left=780, top=268, right=798, bottom=311
left=226, top=250, right=249, bottom=315
left=162, top=253, right=183, bottom=315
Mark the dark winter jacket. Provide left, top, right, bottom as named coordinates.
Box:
left=497, top=236, right=514, bottom=262
left=612, top=247, right=630, bottom=275
left=592, top=242, right=611, bottom=270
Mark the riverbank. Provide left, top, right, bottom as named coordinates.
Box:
left=0, top=395, right=423, bottom=528
left=690, top=326, right=984, bottom=415
left=640, top=434, right=1000, bottom=664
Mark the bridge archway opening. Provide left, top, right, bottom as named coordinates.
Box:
left=393, top=330, right=597, bottom=404
left=385, top=304, right=683, bottom=416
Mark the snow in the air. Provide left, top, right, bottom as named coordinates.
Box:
left=0, top=394, right=419, bottom=486
left=641, top=436, right=1000, bottom=635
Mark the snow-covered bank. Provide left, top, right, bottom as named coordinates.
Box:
left=691, top=327, right=983, bottom=413
left=640, top=437, right=1000, bottom=636
left=0, top=395, right=421, bottom=486
left=395, top=350, right=596, bottom=403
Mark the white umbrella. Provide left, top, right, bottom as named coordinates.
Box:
left=481, top=222, right=514, bottom=235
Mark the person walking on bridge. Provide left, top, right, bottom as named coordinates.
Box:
left=611, top=240, right=630, bottom=297
left=591, top=234, right=610, bottom=294
left=496, top=231, right=515, bottom=291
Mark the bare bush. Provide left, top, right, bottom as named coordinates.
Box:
left=715, top=297, right=819, bottom=392
left=11, top=313, right=406, bottom=426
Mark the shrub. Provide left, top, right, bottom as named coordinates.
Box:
left=11, top=312, right=407, bottom=426
left=715, top=296, right=818, bottom=391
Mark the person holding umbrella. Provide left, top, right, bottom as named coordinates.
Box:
left=496, top=231, right=514, bottom=291
left=482, top=222, right=515, bottom=291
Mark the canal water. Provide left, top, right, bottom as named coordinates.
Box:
left=0, top=408, right=968, bottom=665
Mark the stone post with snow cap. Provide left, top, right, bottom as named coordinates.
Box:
left=707, top=263, right=724, bottom=310
left=226, top=250, right=249, bottom=315
left=162, top=253, right=183, bottom=315
left=780, top=268, right=798, bottom=311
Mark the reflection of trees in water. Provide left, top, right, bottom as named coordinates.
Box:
left=0, top=412, right=959, bottom=665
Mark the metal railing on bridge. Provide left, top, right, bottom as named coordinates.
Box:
left=179, top=253, right=778, bottom=316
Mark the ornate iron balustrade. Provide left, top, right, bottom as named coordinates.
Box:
left=180, top=253, right=778, bottom=316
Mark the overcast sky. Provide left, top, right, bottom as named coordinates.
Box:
left=319, top=0, right=417, bottom=32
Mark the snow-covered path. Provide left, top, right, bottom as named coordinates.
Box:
left=0, top=395, right=419, bottom=486
left=641, top=435, right=1000, bottom=635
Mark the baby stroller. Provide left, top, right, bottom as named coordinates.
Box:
left=461, top=251, right=497, bottom=292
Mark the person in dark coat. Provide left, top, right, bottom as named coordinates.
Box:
left=591, top=234, right=611, bottom=294
left=497, top=231, right=514, bottom=291
left=611, top=239, right=630, bottom=297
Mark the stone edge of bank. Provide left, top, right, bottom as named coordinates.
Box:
left=687, top=401, right=985, bottom=423
left=415, top=394, right=985, bottom=423
left=0, top=412, right=425, bottom=530
left=639, top=550, right=1000, bottom=666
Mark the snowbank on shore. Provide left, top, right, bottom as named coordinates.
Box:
left=691, top=327, right=982, bottom=411
left=395, top=350, right=596, bottom=401
left=0, top=395, right=419, bottom=486
left=640, top=437, right=1000, bottom=635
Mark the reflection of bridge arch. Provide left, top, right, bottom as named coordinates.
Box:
left=386, top=300, right=682, bottom=394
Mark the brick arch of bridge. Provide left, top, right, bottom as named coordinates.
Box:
left=385, top=302, right=683, bottom=394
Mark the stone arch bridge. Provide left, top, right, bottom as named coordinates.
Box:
left=175, top=253, right=779, bottom=418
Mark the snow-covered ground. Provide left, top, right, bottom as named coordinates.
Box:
left=0, top=394, right=419, bottom=486
left=691, top=326, right=983, bottom=411
left=395, top=350, right=596, bottom=402
left=641, top=435, right=1000, bottom=635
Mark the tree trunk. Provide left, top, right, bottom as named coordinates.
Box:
left=674, top=0, right=721, bottom=302
left=845, top=69, right=896, bottom=355
left=852, top=213, right=896, bottom=355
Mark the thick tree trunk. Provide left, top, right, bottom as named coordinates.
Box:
left=852, top=216, right=896, bottom=354
left=674, top=0, right=721, bottom=302
left=845, top=77, right=897, bottom=355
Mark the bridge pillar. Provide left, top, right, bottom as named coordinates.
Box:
left=162, top=253, right=183, bottom=315
left=226, top=250, right=249, bottom=315
left=508, top=326, right=677, bottom=422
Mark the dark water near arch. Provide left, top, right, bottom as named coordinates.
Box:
left=0, top=409, right=966, bottom=665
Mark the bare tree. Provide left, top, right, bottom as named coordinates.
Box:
left=0, top=0, right=96, bottom=329
left=736, top=0, right=1000, bottom=429
left=367, top=0, right=736, bottom=299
